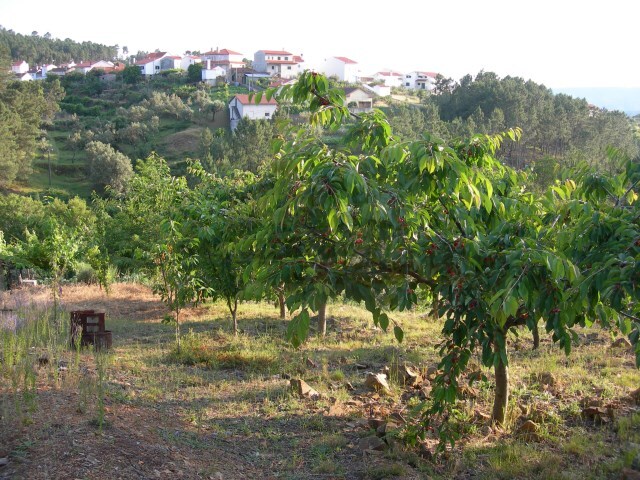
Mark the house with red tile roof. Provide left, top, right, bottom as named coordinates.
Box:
left=202, top=48, right=245, bottom=82
left=72, top=60, right=115, bottom=74
left=229, top=94, right=278, bottom=130
left=253, top=50, right=303, bottom=79
left=135, top=52, right=167, bottom=76
left=403, top=71, right=438, bottom=91
left=11, top=60, right=29, bottom=74
left=322, top=56, right=360, bottom=83
left=374, top=70, right=403, bottom=88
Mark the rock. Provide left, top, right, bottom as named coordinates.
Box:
left=531, top=372, right=556, bottom=388
left=582, top=406, right=608, bottom=423
left=474, top=410, right=492, bottom=423
left=419, top=386, right=431, bottom=400
left=623, top=468, right=640, bottom=480
left=393, top=364, right=422, bottom=387
left=355, top=363, right=369, bottom=370
left=458, top=385, right=478, bottom=399
left=365, top=373, right=391, bottom=394
left=358, top=435, right=387, bottom=452
left=517, top=420, right=542, bottom=441
left=368, top=418, right=386, bottom=430
left=612, top=337, right=633, bottom=349
left=306, top=358, right=318, bottom=368
left=327, top=404, right=347, bottom=416
left=0, top=457, right=7, bottom=467
left=290, top=379, right=320, bottom=400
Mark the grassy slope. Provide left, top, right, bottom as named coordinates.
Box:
left=20, top=82, right=247, bottom=199
left=1, top=283, right=640, bottom=479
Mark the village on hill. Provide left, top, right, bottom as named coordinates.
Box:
left=11, top=47, right=439, bottom=92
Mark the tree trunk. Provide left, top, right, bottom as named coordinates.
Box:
left=47, top=151, right=52, bottom=187
left=532, top=325, right=540, bottom=350
left=492, top=353, right=509, bottom=425
left=317, top=301, right=327, bottom=337
left=175, top=310, right=181, bottom=352
left=227, top=296, right=238, bottom=336
left=278, top=290, right=286, bottom=320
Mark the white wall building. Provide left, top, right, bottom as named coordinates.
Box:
left=202, top=65, right=226, bottom=85
left=136, top=52, right=167, bottom=76
left=374, top=71, right=403, bottom=88
left=202, top=48, right=245, bottom=82
left=322, top=56, right=360, bottom=83
left=181, top=55, right=202, bottom=71
left=253, top=50, right=301, bottom=79
left=403, top=71, right=438, bottom=91
left=362, top=83, right=391, bottom=97
left=11, top=60, right=29, bottom=74
left=229, top=94, right=278, bottom=130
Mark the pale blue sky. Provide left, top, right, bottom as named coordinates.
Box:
left=1, top=0, right=638, bottom=88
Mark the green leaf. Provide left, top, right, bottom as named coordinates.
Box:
left=394, top=325, right=404, bottom=343
left=379, top=313, right=389, bottom=330
left=503, top=296, right=519, bottom=318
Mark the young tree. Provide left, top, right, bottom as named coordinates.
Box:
left=251, top=72, right=640, bottom=451
left=121, top=65, right=142, bottom=85
left=85, top=141, right=133, bottom=195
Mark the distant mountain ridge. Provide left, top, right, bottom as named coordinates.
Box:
left=552, top=87, right=640, bottom=116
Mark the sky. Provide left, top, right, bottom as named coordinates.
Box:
left=1, top=0, right=639, bottom=89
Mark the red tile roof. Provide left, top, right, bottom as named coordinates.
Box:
left=261, top=50, right=293, bottom=55
left=335, top=56, right=357, bottom=64
left=167, top=56, right=181, bottom=60
left=418, top=71, right=438, bottom=78
left=135, top=52, right=167, bottom=65
left=12, top=60, right=26, bottom=66
left=376, top=71, right=402, bottom=77
left=266, top=59, right=297, bottom=64
left=204, top=48, right=243, bottom=56
left=293, top=55, right=304, bottom=63
left=234, top=94, right=277, bottom=106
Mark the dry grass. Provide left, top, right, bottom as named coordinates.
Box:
left=1, top=283, right=640, bottom=479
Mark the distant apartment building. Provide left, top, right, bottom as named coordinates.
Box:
left=253, top=50, right=303, bottom=79
left=322, top=56, right=360, bottom=83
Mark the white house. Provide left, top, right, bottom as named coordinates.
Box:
left=11, top=60, right=29, bottom=74
left=202, top=48, right=245, bottom=82
left=136, top=52, right=167, bottom=76
left=403, top=71, right=438, bottom=91
left=229, top=94, right=278, bottom=130
left=374, top=70, right=403, bottom=88
left=181, top=55, right=202, bottom=71
left=202, top=65, right=226, bottom=85
left=73, top=60, right=115, bottom=74
left=344, top=87, right=374, bottom=113
left=362, top=83, right=391, bottom=97
left=253, top=50, right=302, bottom=79
left=322, top=56, right=360, bottom=83
left=14, top=72, right=33, bottom=81
left=160, top=56, right=182, bottom=71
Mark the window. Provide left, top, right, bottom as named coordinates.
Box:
left=278, top=56, right=281, bottom=60
left=265, top=112, right=270, bottom=117
left=272, top=65, right=275, bottom=70
left=405, top=82, right=410, bottom=87
left=406, top=75, right=411, bottom=78
left=287, top=66, right=291, bottom=70
left=155, top=65, right=160, bottom=70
